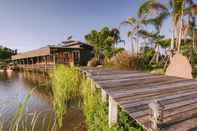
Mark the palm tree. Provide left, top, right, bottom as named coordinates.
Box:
left=169, top=0, right=185, bottom=53
left=183, top=0, right=197, bottom=61
left=137, top=0, right=169, bottom=63
left=85, top=27, right=117, bottom=64
left=120, top=16, right=144, bottom=54
left=85, top=30, right=100, bottom=59
left=138, top=0, right=169, bottom=32
left=111, top=28, right=121, bottom=55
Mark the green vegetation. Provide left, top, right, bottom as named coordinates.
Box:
left=0, top=46, right=16, bottom=61
left=85, top=27, right=124, bottom=65
left=10, top=91, right=32, bottom=131
left=51, top=65, right=82, bottom=128
left=0, top=89, right=55, bottom=131
left=81, top=78, right=144, bottom=131
left=0, top=46, right=16, bottom=69
left=51, top=66, right=145, bottom=131
left=81, top=79, right=109, bottom=131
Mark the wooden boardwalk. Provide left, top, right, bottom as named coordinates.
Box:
left=81, top=67, right=197, bottom=131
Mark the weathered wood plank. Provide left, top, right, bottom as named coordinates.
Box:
left=80, top=68, right=197, bottom=131
left=122, top=90, right=197, bottom=113
left=110, top=80, right=197, bottom=99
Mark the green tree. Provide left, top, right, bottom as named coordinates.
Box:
left=0, top=46, right=16, bottom=61
left=120, top=16, right=145, bottom=54
left=85, top=27, right=121, bottom=63
left=138, top=0, right=169, bottom=64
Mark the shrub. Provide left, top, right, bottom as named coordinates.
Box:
left=106, top=51, right=139, bottom=70
left=87, top=57, right=98, bottom=67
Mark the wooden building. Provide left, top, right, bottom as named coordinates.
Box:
left=11, top=40, right=93, bottom=71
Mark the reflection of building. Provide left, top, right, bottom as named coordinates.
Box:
left=11, top=40, right=93, bottom=71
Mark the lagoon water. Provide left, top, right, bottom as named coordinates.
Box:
left=0, top=71, right=85, bottom=131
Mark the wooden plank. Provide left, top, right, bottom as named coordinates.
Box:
left=122, top=90, right=197, bottom=112
left=163, top=117, right=197, bottom=131
left=110, top=80, right=197, bottom=99
left=98, top=75, right=176, bottom=88
left=91, top=72, right=150, bottom=81
left=102, top=77, right=183, bottom=91
left=130, top=96, right=197, bottom=121
left=113, top=79, right=196, bottom=104
left=81, top=68, right=197, bottom=130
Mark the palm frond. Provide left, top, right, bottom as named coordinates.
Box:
left=138, top=0, right=168, bottom=18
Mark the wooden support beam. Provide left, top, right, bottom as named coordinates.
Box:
left=45, top=56, right=47, bottom=72
left=149, top=100, right=164, bottom=131
left=53, top=55, right=56, bottom=65
left=108, top=96, right=118, bottom=128
left=101, top=88, right=107, bottom=102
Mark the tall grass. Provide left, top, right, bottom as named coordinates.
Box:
left=81, top=79, right=110, bottom=131
left=0, top=88, right=56, bottom=131
left=51, top=65, right=82, bottom=128
left=10, top=90, right=31, bottom=131
left=81, top=79, right=145, bottom=131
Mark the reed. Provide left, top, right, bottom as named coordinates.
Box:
left=51, top=65, right=82, bottom=128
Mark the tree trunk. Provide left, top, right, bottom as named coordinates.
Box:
left=177, top=5, right=184, bottom=53
left=155, top=45, right=160, bottom=63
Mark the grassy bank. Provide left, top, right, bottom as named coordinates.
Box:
left=51, top=65, right=145, bottom=131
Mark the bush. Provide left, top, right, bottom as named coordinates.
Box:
left=87, top=57, right=99, bottom=67
left=105, top=51, right=139, bottom=70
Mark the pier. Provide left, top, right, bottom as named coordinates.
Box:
left=81, top=67, right=197, bottom=131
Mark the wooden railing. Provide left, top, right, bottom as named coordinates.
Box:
left=17, top=64, right=56, bottom=71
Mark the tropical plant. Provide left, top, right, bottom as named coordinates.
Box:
left=0, top=46, right=16, bottom=61
left=137, top=0, right=169, bottom=63
left=85, top=27, right=122, bottom=64
left=120, top=16, right=145, bottom=54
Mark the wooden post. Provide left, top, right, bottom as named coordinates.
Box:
left=101, top=88, right=107, bottom=102
left=45, top=56, right=47, bottom=72
left=37, top=57, right=39, bottom=71
left=149, top=100, right=164, bottom=131
left=53, top=55, right=56, bottom=65
left=31, top=58, right=34, bottom=70
left=108, top=96, right=118, bottom=127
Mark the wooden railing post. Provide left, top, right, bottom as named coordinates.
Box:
left=149, top=100, right=164, bottom=131
left=101, top=88, right=107, bottom=102
left=108, top=96, right=118, bottom=128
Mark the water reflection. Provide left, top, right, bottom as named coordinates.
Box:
left=0, top=71, right=85, bottom=131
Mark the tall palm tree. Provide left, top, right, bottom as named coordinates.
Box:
left=111, top=28, right=120, bottom=55
left=120, top=16, right=144, bottom=54
left=138, top=0, right=197, bottom=54
left=138, top=0, right=169, bottom=33
left=181, top=0, right=197, bottom=62
left=137, top=0, right=169, bottom=63
left=169, top=0, right=185, bottom=52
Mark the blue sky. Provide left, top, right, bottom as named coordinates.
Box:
left=0, top=0, right=170, bottom=52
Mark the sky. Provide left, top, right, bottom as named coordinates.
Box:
left=0, top=0, right=170, bottom=52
